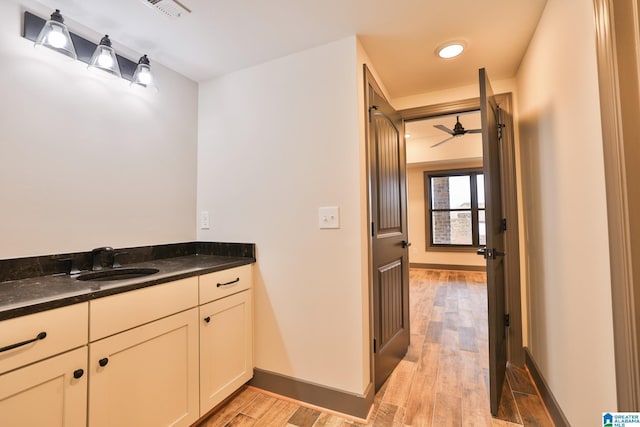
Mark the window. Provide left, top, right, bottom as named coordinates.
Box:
left=426, top=170, right=485, bottom=248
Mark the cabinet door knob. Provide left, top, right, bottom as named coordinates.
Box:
left=73, top=369, right=84, bottom=379
left=204, top=316, right=211, bottom=323
left=98, top=357, right=109, bottom=367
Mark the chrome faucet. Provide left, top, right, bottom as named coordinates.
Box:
left=91, top=247, right=113, bottom=271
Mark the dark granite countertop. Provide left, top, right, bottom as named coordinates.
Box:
left=0, top=242, right=255, bottom=321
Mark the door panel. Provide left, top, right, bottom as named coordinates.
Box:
left=366, top=67, right=410, bottom=391
left=376, top=118, right=402, bottom=232
left=479, top=68, right=508, bottom=416
left=379, top=260, right=404, bottom=347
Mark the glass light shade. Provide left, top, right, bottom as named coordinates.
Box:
left=88, top=35, right=121, bottom=79
left=34, top=10, right=77, bottom=60
left=131, top=55, right=157, bottom=90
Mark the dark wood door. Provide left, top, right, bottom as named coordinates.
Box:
left=366, top=69, right=410, bottom=391
left=479, top=68, right=508, bottom=415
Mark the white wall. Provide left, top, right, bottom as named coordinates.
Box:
left=392, top=79, right=518, bottom=111
left=0, top=0, right=198, bottom=259
left=516, top=0, right=617, bottom=423
left=197, top=37, right=370, bottom=395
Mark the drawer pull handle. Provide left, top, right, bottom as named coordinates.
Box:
left=73, top=369, right=84, bottom=379
left=204, top=316, right=211, bottom=323
left=217, top=278, right=240, bottom=288
left=98, top=358, right=109, bottom=367
left=0, top=331, right=47, bottom=353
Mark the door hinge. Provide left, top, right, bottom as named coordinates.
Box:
left=501, top=218, right=507, bottom=231
left=497, top=105, right=505, bottom=142
left=504, top=314, right=510, bottom=328
left=373, top=338, right=377, bottom=353
left=368, top=105, right=378, bottom=122
left=371, top=222, right=375, bottom=237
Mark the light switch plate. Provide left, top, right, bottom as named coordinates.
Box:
left=200, top=211, right=210, bottom=229
left=318, top=206, right=340, bottom=229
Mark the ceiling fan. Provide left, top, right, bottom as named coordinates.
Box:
left=430, top=115, right=482, bottom=148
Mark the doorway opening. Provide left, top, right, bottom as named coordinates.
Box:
left=404, top=110, right=486, bottom=272
left=399, top=94, right=523, bottom=372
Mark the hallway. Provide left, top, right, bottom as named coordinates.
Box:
left=198, top=269, right=552, bottom=426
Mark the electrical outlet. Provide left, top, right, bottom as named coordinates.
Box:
left=200, top=211, right=210, bottom=229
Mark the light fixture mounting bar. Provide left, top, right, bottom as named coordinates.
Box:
left=22, top=11, right=137, bottom=81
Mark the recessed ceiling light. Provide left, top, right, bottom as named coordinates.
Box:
left=405, top=133, right=411, bottom=138
left=437, top=43, right=465, bottom=59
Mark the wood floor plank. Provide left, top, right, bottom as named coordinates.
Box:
left=199, top=388, right=260, bottom=427
left=381, top=359, right=416, bottom=407
left=372, top=402, right=404, bottom=426
left=496, top=378, right=522, bottom=425
left=459, top=326, right=479, bottom=352
left=252, top=399, right=299, bottom=427
left=434, top=286, right=447, bottom=307
left=312, top=413, right=355, bottom=427
left=287, top=406, right=322, bottom=427
left=226, top=413, right=257, bottom=427
left=432, top=391, right=462, bottom=427
left=506, top=364, right=537, bottom=395
left=425, top=321, right=443, bottom=343
left=241, top=393, right=278, bottom=419
left=405, top=333, right=425, bottom=362
left=444, top=310, right=459, bottom=331
left=513, top=392, right=553, bottom=427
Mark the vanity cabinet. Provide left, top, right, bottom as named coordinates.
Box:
left=199, top=289, right=253, bottom=412
left=199, top=264, right=253, bottom=414
left=88, top=277, right=200, bottom=427
left=0, top=303, right=89, bottom=427
left=0, top=263, right=254, bottom=426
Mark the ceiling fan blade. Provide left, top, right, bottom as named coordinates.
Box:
left=434, top=124, right=455, bottom=135
left=466, top=129, right=482, bottom=134
left=431, top=135, right=456, bottom=148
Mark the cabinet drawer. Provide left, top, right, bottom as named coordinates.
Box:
left=0, top=303, right=88, bottom=375
left=199, top=265, right=252, bottom=304
left=90, top=277, right=198, bottom=341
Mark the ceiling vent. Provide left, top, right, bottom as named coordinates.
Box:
left=142, top=0, right=191, bottom=19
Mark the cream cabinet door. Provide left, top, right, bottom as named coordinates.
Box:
left=0, top=346, right=87, bottom=427
left=199, top=289, right=253, bottom=414
left=89, top=308, right=199, bottom=427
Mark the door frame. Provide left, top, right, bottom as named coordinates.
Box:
left=398, top=93, right=524, bottom=366
left=593, top=0, right=640, bottom=410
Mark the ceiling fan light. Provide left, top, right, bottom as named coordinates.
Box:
left=34, top=9, right=77, bottom=60
left=437, top=43, right=464, bottom=59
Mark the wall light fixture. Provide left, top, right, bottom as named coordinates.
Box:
left=88, top=35, right=122, bottom=78
left=131, top=55, right=157, bottom=90
left=34, top=9, right=76, bottom=60
left=24, top=10, right=157, bottom=90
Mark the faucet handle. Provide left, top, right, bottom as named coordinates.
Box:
left=113, top=251, right=129, bottom=268
left=57, top=257, right=80, bottom=275
left=91, top=246, right=114, bottom=271
left=91, top=246, right=113, bottom=254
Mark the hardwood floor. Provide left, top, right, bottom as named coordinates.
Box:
left=196, top=269, right=553, bottom=427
